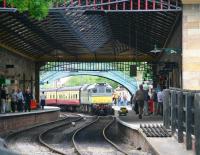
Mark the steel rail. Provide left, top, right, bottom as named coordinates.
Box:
left=72, top=116, right=99, bottom=155
left=39, top=114, right=83, bottom=155
left=103, top=117, right=128, bottom=155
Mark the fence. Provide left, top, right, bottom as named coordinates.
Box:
left=163, top=88, right=200, bottom=155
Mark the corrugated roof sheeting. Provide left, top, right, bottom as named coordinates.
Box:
left=0, top=1, right=182, bottom=62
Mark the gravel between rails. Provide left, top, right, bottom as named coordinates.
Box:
left=6, top=114, right=80, bottom=155
left=41, top=116, right=96, bottom=155
left=73, top=116, right=125, bottom=155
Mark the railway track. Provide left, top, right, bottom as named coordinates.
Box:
left=5, top=113, right=81, bottom=155
left=6, top=113, right=142, bottom=155
left=72, top=116, right=125, bottom=155
left=39, top=115, right=96, bottom=155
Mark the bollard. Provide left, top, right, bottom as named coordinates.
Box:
left=185, top=92, right=192, bottom=150
left=171, top=90, right=177, bottom=134
left=163, top=89, right=170, bottom=129
left=194, top=93, right=200, bottom=155
left=177, top=91, right=183, bottom=143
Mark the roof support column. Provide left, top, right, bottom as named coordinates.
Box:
left=35, top=63, right=40, bottom=104
left=182, top=3, right=200, bottom=90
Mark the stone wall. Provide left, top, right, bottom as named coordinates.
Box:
left=118, top=122, right=158, bottom=155
left=0, top=47, right=35, bottom=93
left=182, top=4, right=200, bottom=90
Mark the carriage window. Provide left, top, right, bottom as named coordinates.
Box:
left=106, top=89, right=111, bottom=93
left=98, top=87, right=104, bottom=93
left=75, top=94, right=77, bottom=99
left=50, top=95, right=52, bottom=99
left=92, top=89, right=97, bottom=93
left=66, top=96, right=68, bottom=99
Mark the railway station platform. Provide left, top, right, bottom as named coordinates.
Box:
left=116, top=110, right=195, bottom=155
left=0, top=106, right=60, bottom=136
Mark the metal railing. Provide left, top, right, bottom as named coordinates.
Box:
left=0, top=0, right=182, bottom=12
left=163, top=88, right=200, bottom=155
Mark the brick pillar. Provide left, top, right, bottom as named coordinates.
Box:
left=182, top=4, right=200, bottom=90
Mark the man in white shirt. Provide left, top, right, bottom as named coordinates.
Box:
left=40, top=91, right=46, bottom=110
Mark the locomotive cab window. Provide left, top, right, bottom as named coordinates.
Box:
left=106, top=88, right=111, bottom=93
left=92, top=89, right=97, bottom=93
left=98, top=87, right=105, bottom=93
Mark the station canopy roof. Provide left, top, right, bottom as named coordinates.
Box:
left=0, top=0, right=182, bottom=62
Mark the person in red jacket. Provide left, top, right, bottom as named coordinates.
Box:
left=148, top=88, right=154, bottom=114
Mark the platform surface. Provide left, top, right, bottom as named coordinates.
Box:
left=117, top=110, right=195, bottom=155
left=0, top=106, right=60, bottom=118
left=117, top=107, right=163, bottom=130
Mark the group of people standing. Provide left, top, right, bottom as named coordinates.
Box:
left=132, top=84, right=164, bottom=119
left=0, top=86, right=33, bottom=113
left=112, top=93, right=128, bottom=106
left=12, top=88, right=33, bottom=112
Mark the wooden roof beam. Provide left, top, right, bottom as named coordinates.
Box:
left=0, top=43, right=35, bottom=61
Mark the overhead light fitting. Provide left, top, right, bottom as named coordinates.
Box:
left=169, top=49, right=177, bottom=54
left=149, top=44, right=162, bottom=54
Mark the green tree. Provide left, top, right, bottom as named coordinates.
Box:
left=0, top=0, right=68, bottom=20
left=64, top=75, right=119, bottom=89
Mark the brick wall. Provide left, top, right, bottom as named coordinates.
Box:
left=0, top=110, right=60, bottom=133
left=0, top=47, right=35, bottom=92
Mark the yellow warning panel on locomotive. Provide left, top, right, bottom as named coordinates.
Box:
left=91, top=96, right=112, bottom=104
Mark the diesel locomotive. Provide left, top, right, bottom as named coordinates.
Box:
left=43, top=83, right=114, bottom=115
